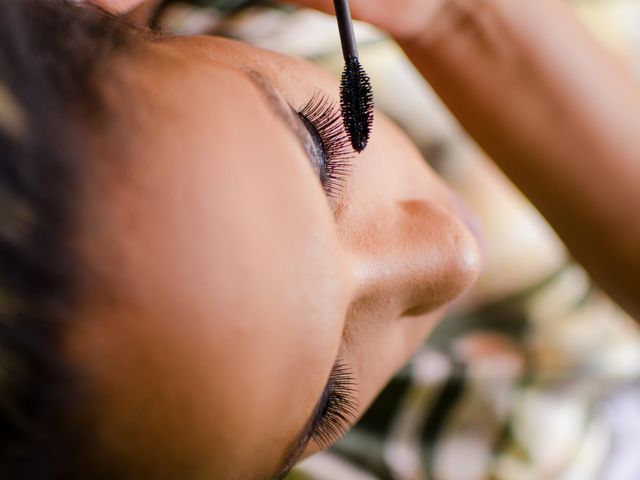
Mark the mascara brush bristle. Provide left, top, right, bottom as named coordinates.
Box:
left=340, top=55, right=374, bottom=153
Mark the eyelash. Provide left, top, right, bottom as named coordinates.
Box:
left=298, top=92, right=354, bottom=199
left=310, top=361, right=358, bottom=450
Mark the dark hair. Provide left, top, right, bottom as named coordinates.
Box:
left=0, top=1, right=134, bottom=477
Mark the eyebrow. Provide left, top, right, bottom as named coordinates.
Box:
left=243, top=69, right=311, bottom=151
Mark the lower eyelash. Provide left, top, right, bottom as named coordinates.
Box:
left=311, top=361, right=358, bottom=450
left=299, top=92, right=354, bottom=199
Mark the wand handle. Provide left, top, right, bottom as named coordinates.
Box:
left=334, top=0, right=358, bottom=60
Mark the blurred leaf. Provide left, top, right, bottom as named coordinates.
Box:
left=284, top=469, right=312, bottom=480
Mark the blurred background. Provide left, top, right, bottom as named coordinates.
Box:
left=153, top=1, right=640, bottom=478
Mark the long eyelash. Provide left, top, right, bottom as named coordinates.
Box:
left=311, top=361, right=358, bottom=450
left=299, top=92, right=354, bottom=199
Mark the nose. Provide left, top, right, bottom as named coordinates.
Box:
left=350, top=199, right=480, bottom=317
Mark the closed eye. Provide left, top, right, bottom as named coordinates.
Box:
left=297, top=92, right=354, bottom=199
left=244, top=69, right=354, bottom=200
left=272, top=359, right=357, bottom=480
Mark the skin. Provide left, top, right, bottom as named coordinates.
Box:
left=65, top=35, right=480, bottom=479
left=91, top=0, right=144, bottom=13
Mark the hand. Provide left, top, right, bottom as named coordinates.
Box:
left=284, top=0, right=448, bottom=41
left=90, top=0, right=148, bottom=14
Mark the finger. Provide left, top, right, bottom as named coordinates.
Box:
left=281, top=0, right=406, bottom=38
left=282, top=0, right=382, bottom=29
left=283, top=0, right=445, bottom=41
left=90, top=0, right=146, bottom=14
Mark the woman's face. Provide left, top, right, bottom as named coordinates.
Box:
left=66, top=35, right=480, bottom=479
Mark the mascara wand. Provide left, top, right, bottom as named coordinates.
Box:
left=334, top=0, right=374, bottom=153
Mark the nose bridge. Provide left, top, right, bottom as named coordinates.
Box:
left=350, top=200, right=480, bottom=317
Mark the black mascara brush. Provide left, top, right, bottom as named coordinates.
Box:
left=334, top=0, right=374, bottom=153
